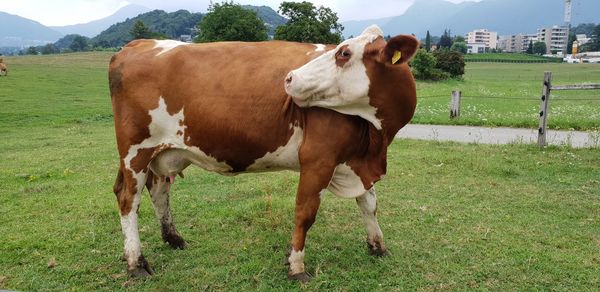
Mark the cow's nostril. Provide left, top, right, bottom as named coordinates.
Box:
left=285, top=73, right=293, bottom=84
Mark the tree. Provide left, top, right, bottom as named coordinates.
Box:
left=425, top=30, right=431, bottom=52
left=70, top=35, right=89, bottom=52
left=42, top=44, right=55, bottom=55
left=526, top=40, right=534, bottom=54
left=411, top=49, right=436, bottom=80
left=438, top=29, right=453, bottom=49
left=195, top=2, right=267, bottom=42
left=26, top=46, right=38, bottom=55
left=450, top=42, right=467, bottom=54
left=131, top=20, right=152, bottom=39
left=589, top=24, right=600, bottom=51
left=533, top=41, right=547, bottom=55
left=433, top=49, right=465, bottom=78
left=454, top=35, right=465, bottom=43
left=410, top=49, right=449, bottom=81
left=274, top=1, right=343, bottom=44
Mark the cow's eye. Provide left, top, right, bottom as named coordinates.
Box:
left=341, top=50, right=351, bottom=57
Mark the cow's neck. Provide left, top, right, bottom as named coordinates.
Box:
left=368, top=66, right=417, bottom=144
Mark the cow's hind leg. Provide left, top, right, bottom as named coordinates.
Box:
left=114, top=166, right=154, bottom=277
left=145, top=171, right=186, bottom=249
left=356, top=188, right=389, bottom=256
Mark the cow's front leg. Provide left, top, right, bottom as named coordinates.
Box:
left=114, top=167, right=154, bottom=278
left=287, top=165, right=335, bottom=281
left=356, top=187, right=389, bottom=256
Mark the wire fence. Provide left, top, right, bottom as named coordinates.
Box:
left=418, top=94, right=600, bottom=101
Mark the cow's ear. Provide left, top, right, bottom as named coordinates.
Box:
left=380, top=35, right=419, bottom=65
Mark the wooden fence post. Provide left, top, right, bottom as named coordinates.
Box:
left=450, top=90, right=461, bottom=119
left=538, top=72, right=552, bottom=148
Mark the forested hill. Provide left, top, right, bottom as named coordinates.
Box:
left=242, top=5, right=287, bottom=35
left=92, top=10, right=202, bottom=48
left=92, top=6, right=287, bottom=48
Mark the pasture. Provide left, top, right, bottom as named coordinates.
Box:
left=0, top=52, right=599, bottom=290
left=414, top=62, right=600, bottom=131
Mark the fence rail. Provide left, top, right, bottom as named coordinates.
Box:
left=434, top=71, right=600, bottom=148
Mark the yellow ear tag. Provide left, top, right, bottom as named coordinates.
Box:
left=392, top=51, right=402, bottom=64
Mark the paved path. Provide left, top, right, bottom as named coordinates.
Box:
left=396, top=124, right=600, bottom=148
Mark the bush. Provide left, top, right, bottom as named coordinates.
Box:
left=433, top=49, right=465, bottom=78
left=410, top=49, right=437, bottom=80
left=411, top=49, right=454, bottom=81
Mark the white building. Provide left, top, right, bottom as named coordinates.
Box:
left=467, top=43, right=487, bottom=54
left=499, top=34, right=538, bottom=53
left=465, top=29, right=498, bottom=52
left=537, top=26, right=569, bottom=54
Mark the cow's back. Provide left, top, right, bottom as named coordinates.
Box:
left=109, top=40, right=326, bottom=172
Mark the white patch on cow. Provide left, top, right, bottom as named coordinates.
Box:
left=285, top=25, right=384, bottom=130
left=154, top=40, right=190, bottom=56
left=124, top=97, right=233, bottom=179
left=327, top=163, right=369, bottom=199
left=246, top=126, right=303, bottom=172
left=120, top=174, right=145, bottom=267
left=306, top=44, right=327, bottom=55
left=288, top=249, right=305, bottom=275
left=356, top=188, right=384, bottom=244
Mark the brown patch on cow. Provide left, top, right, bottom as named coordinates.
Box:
left=113, top=167, right=125, bottom=198
left=362, top=37, right=417, bottom=142
left=109, top=63, right=124, bottom=94
left=130, top=148, right=156, bottom=173
left=176, top=130, right=183, bottom=136
left=335, top=45, right=351, bottom=67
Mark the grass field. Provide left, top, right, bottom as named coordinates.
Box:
left=414, top=62, right=600, bottom=131
left=464, top=53, right=563, bottom=63
left=1, top=52, right=599, bottom=290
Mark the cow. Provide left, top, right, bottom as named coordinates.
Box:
left=109, top=25, right=418, bottom=280
left=0, top=58, right=7, bottom=76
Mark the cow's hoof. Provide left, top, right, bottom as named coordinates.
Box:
left=164, top=233, right=187, bottom=249
left=367, top=242, right=390, bottom=257
left=288, top=272, right=311, bottom=282
left=128, top=256, right=154, bottom=278
left=369, top=248, right=390, bottom=257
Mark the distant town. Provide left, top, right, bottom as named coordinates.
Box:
left=460, top=26, right=599, bottom=63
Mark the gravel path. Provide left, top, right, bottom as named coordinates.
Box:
left=396, top=124, right=600, bottom=148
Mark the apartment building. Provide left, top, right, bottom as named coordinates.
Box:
left=499, top=33, right=538, bottom=53
left=537, top=25, right=569, bottom=54
left=465, top=29, right=498, bottom=52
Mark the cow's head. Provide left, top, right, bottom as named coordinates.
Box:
left=284, top=25, right=418, bottom=129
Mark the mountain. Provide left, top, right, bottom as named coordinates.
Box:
left=342, top=0, right=600, bottom=39
left=242, top=5, right=287, bottom=36
left=50, top=4, right=151, bottom=38
left=0, top=11, right=63, bottom=47
left=92, top=9, right=203, bottom=47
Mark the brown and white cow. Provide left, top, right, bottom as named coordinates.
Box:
left=0, top=58, right=7, bottom=76
left=109, top=25, right=418, bottom=280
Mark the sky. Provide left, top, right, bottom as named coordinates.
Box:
left=0, top=0, right=480, bottom=26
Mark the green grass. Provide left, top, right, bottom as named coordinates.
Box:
left=415, top=62, right=600, bottom=130
left=464, top=53, right=563, bottom=63
left=1, top=52, right=599, bottom=290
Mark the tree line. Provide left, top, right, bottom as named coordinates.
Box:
left=17, top=1, right=343, bottom=55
